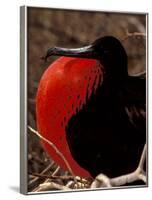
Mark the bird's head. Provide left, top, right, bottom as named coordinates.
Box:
left=44, top=36, right=128, bottom=81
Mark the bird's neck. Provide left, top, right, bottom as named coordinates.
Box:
left=104, top=72, right=127, bottom=88
left=100, top=58, right=128, bottom=84
left=98, top=69, right=128, bottom=103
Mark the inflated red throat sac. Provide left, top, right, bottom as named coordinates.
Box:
left=36, top=36, right=146, bottom=178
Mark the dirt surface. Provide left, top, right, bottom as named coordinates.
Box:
left=27, top=7, right=146, bottom=192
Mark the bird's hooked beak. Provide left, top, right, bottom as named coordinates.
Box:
left=43, top=44, right=98, bottom=61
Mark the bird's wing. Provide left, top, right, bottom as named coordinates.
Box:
left=123, top=73, right=146, bottom=131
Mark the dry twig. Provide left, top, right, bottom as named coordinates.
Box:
left=29, top=173, right=76, bottom=181
left=28, top=126, right=75, bottom=177
left=28, top=162, right=55, bottom=187
left=34, top=182, right=71, bottom=192
left=122, top=30, right=146, bottom=42
left=91, top=144, right=147, bottom=188
left=52, top=166, right=60, bottom=176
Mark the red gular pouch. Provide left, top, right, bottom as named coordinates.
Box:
left=36, top=57, right=103, bottom=178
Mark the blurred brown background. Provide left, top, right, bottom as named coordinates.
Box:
left=27, top=7, right=146, bottom=191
